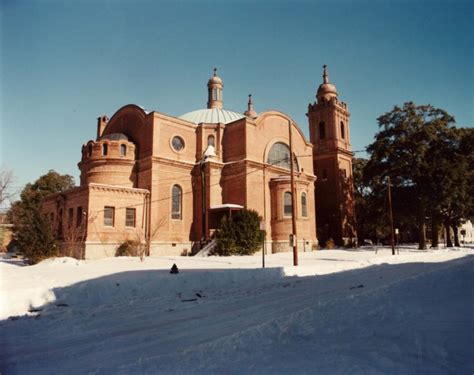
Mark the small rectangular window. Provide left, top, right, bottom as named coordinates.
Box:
left=125, top=208, right=136, bottom=227
left=104, top=206, right=115, bottom=227
left=68, top=208, right=74, bottom=228
left=76, top=207, right=83, bottom=227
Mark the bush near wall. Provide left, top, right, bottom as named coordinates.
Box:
left=215, top=209, right=264, bottom=256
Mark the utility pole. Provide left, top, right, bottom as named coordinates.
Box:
left=289, top=120, right=298, bottom=266
left=387, top=176, right=396, bottom=255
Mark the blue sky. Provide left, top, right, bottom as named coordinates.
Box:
left=1, top=0, right=473, bottom=190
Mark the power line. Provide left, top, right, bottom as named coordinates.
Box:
left=88, top=154, right=312, bottom=215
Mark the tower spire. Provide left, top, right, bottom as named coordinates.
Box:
left=244, top=94, right=257, bottom=118
left=323, top=64, right=329, bottom=84
left=207, top=67, right=223, bottom=109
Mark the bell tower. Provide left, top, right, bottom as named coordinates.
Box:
left=307, top=65, right=356, bottom=246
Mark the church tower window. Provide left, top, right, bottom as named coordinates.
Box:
left=340, top=121, right=345, bottom=139
left=120, top=144, right=127, bottom=156
left=322, top=169, right=328, bottom=181
left=319, top=122, right=326, bottom=140
left=102, top=144, right=108, bottom=156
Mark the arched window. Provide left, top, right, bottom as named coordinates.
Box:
left=301, top=192, right=308, bottom=217
left=120, top=144, right=127, bottom=156
left=284, top=192, right=292, bottom=217
left=87, top=144, right=92, bottom=157
left=340, top=121, right=345, bottom=139
left=267, top=142, right=298, bottom=171
left=171, top=185, right=182, bottom=220
left=319, top=121, right=326, bottom=140
left=102, top=143, right=108, bottom=156
left=207, top=135, right=215, bottom=147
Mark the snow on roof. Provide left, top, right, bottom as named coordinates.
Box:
left=210, top=204, right=244, bottom=210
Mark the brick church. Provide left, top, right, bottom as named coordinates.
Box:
left=43, top=66, right=356, bottom=259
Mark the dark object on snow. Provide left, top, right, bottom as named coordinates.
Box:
left=196, top=293, right=202, bottom=298
left=56, top=303, right=69, bottom=307
left=116, top=283, right=120, bottom=287
left=349, top=284, right=365, bottom=290
left=181, top=298, right=198, bottom=302
left=28, top=308, right=42, bottom=313
left=170, top=264, right=179, bottom=274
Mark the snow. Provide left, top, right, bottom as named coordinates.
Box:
left=1, top=247, right=473, bottom=374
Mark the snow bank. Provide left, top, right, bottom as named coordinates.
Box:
left=0, top=248, right=472, bottom=374
left=116, top=256, right=473, bottom=374
left=1, top=247, right=471, bottom=320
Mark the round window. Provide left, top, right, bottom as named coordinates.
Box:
left=172, top=136, right=185, bottom=151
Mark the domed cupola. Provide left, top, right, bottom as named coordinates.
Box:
left=317, top=65, right=338, bottom=102
left=207, top=68, right=223, bottom=109
left=179, top=68, right=245, bottom=125
left=78, top=133, right=137, bottom=187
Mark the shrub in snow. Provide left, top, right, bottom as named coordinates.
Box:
left=215, top=209, right=264, bottom=256
left=116, top=240, right=142, bottom=257
left=325, top=238, right=335, bottom=249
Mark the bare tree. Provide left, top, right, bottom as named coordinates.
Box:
left=0, top=169, right=16, bottom=209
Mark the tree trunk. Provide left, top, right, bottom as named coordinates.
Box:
left=445, top=221, right=453, bottom=247
left=453, top=225, right=460, bottom=247
left=418, top=214, right=426, bottom=250
left=431, top=216, right=439, bottom=248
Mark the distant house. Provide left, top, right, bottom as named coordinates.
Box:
left=43, top=67, right=356, bottom=259
left=460, top=220, right=473, bottom=244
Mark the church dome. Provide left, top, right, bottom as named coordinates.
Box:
left=180, top=68, right=244, bottom=124
left=316, top=65, right=338, bottom=101
left=208, top=73, right=223, bottom=86
left=179, top=108, right=244, bottom=124
left=317, top=82, right=338, bottom=97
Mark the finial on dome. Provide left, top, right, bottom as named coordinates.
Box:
left=213, top=67, right=217, bottom=76
left=323, top=65, right=329, bottom=84
left=244, top=94, right=257, bottom=118
left=316, top=64, right=338, bottom=102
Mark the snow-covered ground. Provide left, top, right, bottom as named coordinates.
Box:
left=1, top=247, right=473, bottom=374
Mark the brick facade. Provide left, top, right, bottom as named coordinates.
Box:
left=43, top=67, right=355, bottom=258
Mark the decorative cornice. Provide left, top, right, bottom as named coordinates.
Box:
left=88, top=183, right=150, bottom=195
left=151, top=156, right=196, bottom=169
